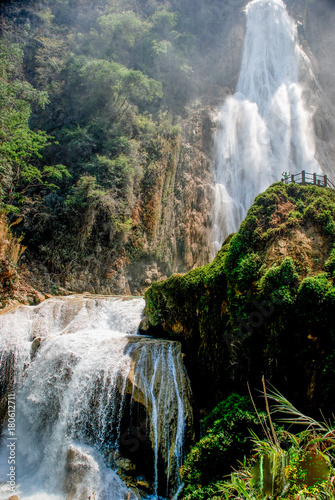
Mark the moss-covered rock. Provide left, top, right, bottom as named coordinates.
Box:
left=143, top=183, right=335, bottom=412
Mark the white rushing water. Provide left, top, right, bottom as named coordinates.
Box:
left=0, top=296, right=192, bottom=500
left=212, top=0, right=321, bottom=255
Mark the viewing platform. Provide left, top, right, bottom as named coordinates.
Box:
left=281, top=170, right=335, bottom=189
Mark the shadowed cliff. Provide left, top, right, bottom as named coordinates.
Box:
left=143, top=182, right=335, bottom=414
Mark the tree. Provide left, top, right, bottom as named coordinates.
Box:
left=96, top=11, right=151, bottom=65
left=0, top=40, right=69, bottom=210
left=79, top=58, right=163, bottom=124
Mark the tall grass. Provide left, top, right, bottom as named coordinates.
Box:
left=0, top=213, right=26, bottom=265
left=216, top=382, right=335, bottom=499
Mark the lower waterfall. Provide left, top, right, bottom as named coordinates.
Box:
left=0, top=296, right=193, bottom=500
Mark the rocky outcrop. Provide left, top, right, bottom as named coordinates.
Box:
left=143, top=183, right=335, bottom=414
left=173, top=109, right=216, bottom=270
left=0, top=256, right=45, bottom=311
left=124, top=336, right=194, bottom=493
left=20, top=107, right=216, bottom=297
left=119, top=107, right=216, bottom=293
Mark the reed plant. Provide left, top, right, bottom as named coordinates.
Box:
left=0, top=213, right=26, bottom=265
left=216, top=380, right=335, bottom=499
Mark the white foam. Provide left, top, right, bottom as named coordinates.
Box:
left=212, top=0, right=321, bottom=255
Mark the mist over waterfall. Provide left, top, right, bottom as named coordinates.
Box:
left=212, top=0, right=322, bottom=255
left=0, top=297, right=193, bottom=500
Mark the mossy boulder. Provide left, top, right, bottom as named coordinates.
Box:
left=143, top=183, right=335, bottom=412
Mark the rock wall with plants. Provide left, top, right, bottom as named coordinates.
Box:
left=1, top=0, right=335, bottom=300
left=0, top=0, right=246, bottom=298
left=0, top=214, right=44, bottom=309
left=143, top=183, right=335, bottom=414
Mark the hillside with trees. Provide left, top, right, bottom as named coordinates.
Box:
left=0, top=0, right=247, bottom=298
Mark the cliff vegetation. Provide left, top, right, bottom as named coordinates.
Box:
left=144, top=183, right=335, bottom=412
left=0, top=0, right=246, bottom=297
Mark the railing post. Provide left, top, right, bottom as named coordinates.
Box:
left=291, top=174, right=295, bottom=183
left=324, top=175, right=328, bottom=188
left=313, top=173, right=317, bottom=185
left=302, top=170, right=305, bottom=185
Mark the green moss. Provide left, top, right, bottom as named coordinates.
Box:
left=258, top=257, right=298, bottom=306
left=287, top=210, right=303, bottom=226
left=236, top=253, right=262, bottom=292
left=324, top=247, right=335, bottom=276
left=144, top=183, right=335, bottom=410
left=296, top=273, right=335, bottom=328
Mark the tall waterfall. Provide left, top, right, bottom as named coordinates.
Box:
left=212, top=0, right=321, bottom=255
left=0, top=297, right=193, bottom=500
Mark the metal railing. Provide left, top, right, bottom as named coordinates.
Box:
left=281, top=171, right=335, bottom=189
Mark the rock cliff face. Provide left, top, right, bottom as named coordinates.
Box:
left=285, top=0, right=335, bottom=178
left=7, top=0, right=335, bottom=302
left=126, top=108, right=216, bottom=294
left=143, top=183, right=335, bottom=414
left=0, top=219, right=46, bottom=310
left=20, top=107, right=217, bottom=297
left=0, top=256, right=44, bottom=310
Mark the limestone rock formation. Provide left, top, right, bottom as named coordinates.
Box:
left=143, top=183, right=335, bottom=414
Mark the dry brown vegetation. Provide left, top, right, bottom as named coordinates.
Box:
left=0, top=214, right=26, bottom=265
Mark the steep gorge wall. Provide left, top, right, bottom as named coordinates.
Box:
left=128, top=108, right=216, bottom=290
left=17, top=108, right=216, bottom=297
left=20, top=2, right=247, bottom=297
left=12, top=0, right=335, bottom=300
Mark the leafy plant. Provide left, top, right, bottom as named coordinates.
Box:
left=215, top=386, right=335, bottom=500
left=179, top=393, right=267, bottom=499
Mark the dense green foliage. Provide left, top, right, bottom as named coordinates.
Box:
left=145, top=183, right=335, bottom=410
left=0, top=40, right=69, bottom=211
left=0, top=0, right=245, bottom=283
left=179, top=394, right=266, bottom=500
left=178, top=390, right=335, bottom=500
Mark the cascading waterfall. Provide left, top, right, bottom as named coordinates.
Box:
left=0, top=297, right=193, bottom=500
left=129, top=339, right=189, bottom=498
left=212, top=0, right=322, bottom=255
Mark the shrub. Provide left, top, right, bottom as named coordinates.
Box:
left=179, top=394, right=266, bottom=499
left=203, top=393, right=255, bottom=431
left=295, top=273, right=335, bottom=328
left=216, top=388, right=335, bottom=500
